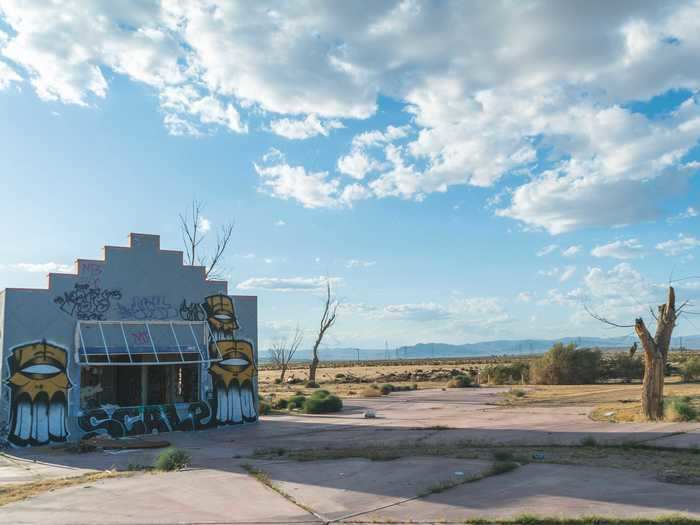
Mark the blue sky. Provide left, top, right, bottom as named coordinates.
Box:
left=1, top=1, right=699, bottom=350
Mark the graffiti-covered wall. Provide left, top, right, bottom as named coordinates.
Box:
left=0, top=233, right=258, bottom=447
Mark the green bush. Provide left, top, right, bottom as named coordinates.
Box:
left=259, top=400, right=271, bottom=415
left=273, top=398, right=289, bottom=409
left=310, top=389, right=331, bottom=398
left=306, top=381, right=320, bottom=388
left=303, top=391, right=343, bottom=413
left=530, top=344, right=601, bottom=385
left=287, top=394, right=306, bottom=409
left=380, top=383, right=395, bottom=395
left=492, top=449, right=514, bottom=461
left=482, top=362, right=529, bottom=384
left=580, top=435, right=598, bottom=447
left=154, top=447, right=190, bottom=471
left=680, top=356, right=700, bottom=382
left=666, top=397, right=698, bottom=422
left=489, top=460, right=519, bottom=475
left=447, top=374, right=472, bottom=388
left=601, top=352, right=644, bottom=382
left=509, top=388, right=526, bottom=398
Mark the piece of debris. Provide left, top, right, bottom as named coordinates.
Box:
left=454, top=471, right=465, bottom=476
left=364, top=410, right=376, bottom=419
left=532, top=452, right=545, bottom=460
left=604, top=411, right=616, bottom=417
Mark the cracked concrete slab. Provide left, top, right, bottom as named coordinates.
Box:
left=249, top=456, right=491, bottom=522
left=1, top=466, right=321, bottom=525
left=350, top=463, right=700, bottom=522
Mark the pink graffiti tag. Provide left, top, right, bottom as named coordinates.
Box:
left=131, top=331, right=149, bottom=345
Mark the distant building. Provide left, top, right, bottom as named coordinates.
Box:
left=0, top=233, right=258, bottom=447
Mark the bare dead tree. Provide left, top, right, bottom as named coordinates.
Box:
left=269, top=326, right=303, bottom=383
left=308, top=280, right=339, bottom=383
left=587, top=287, right=684, bottom=420
left=179, top=200, right=234, bottom=279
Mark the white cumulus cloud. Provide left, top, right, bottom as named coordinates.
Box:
left=591, top=239, right=644, bottom=260
left=237, top=276, right=341, bottom=292
left=269, top=114, right=343, bottom=140
left=656, top=234, right=700, bottom=256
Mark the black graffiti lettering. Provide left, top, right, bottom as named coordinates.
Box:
left=179, top=299, right=206, bottom=321
left=54, top=283, right=122, bottom=320
left=78, top=402, right=215, bottom=439
left=117, top=296, right=177, bottom=320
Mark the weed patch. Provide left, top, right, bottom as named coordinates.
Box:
left=153, top=447, right=190, bottom=471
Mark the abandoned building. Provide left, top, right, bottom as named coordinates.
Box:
left=0, top=233, right=258, bottom=447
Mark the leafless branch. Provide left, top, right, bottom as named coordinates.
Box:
left=179, top=200, right=204, bottom=266
left=670, top=274, right=700, bottom=284
left=269, top=326, right=303, bottom=383
left=179, top=200, right=234, bottom=279
left=583, top=303, right=635, bottom=328
left=205, top=222, right=234, bottom=279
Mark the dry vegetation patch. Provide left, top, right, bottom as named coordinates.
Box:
left=0, top=471, right=131, bottom=507
left=252, top=441, right=700, bottom=482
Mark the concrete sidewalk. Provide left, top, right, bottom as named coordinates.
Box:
left=2, top=457, right=699, bottom=524
left=2, top=387, right=699, bottom=524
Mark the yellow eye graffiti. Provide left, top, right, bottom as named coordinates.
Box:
left=203, top=295, right=239, bottom=334
left=7, top=342, right=71, bottom=398
left=6, top=341, right=71, bottom=446
left=208, top=340, right=255, bottom=386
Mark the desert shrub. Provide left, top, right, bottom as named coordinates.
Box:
left=509, top=388, right=526, bottom=398
left=273, top=398, right=289, bottom=409
left=287, top=394, right=306, bottom=409
left=680, top=356, right=700, bottom=382
left=360, top=386, right=382, bottom=397
left=303, top=391, right=343, bottom=413
left=580, top=435, right=598, bottom=447
left=601, top=353, right=644, bottom=382
left=154, top=448, right=190, bottom=471
left=258, top=400, right=271, bottom=415
left=492, top=449, right=514, bottom=461
left=530, top=344, right=601, bottom=385
left=310, top=389, right=331, bottom=398
left=666, top=397, right=698, bottom=422
left=380, top=383, right=395, bottom=395
left=482, top=362, right=529, bottom=384
left=489, top=461, right=519, bottom=475
left=335, top=373, right=346, bottom=379
left=306, top=381, right=320, bottom=388
left=273, top=378, right=282, bottom=384
left=447, top=374, right=472, bottom=388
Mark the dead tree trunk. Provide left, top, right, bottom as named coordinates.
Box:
left=634, top=287, right=676, bottom=420
left=308, top=281, right=338, bottom=383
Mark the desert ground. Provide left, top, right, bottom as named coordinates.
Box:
left=2, top=359, right=700, bottom=525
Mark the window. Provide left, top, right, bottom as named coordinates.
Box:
left=80, top=363, right=200, bottom=409
left=76, top=320, right=222, bottom=365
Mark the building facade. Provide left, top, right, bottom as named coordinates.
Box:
left=0, top=233, right=258, bottom=447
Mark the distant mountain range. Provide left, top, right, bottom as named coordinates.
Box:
left=264, top=334, right=700, bottom=362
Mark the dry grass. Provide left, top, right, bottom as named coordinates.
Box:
left=494, top=379, right=700, bottom=422
left=253, top=441, right=700, bottom=481
left=0, top=471, right=129, bottom=507
left=259, top=360, right=496, bottom=401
